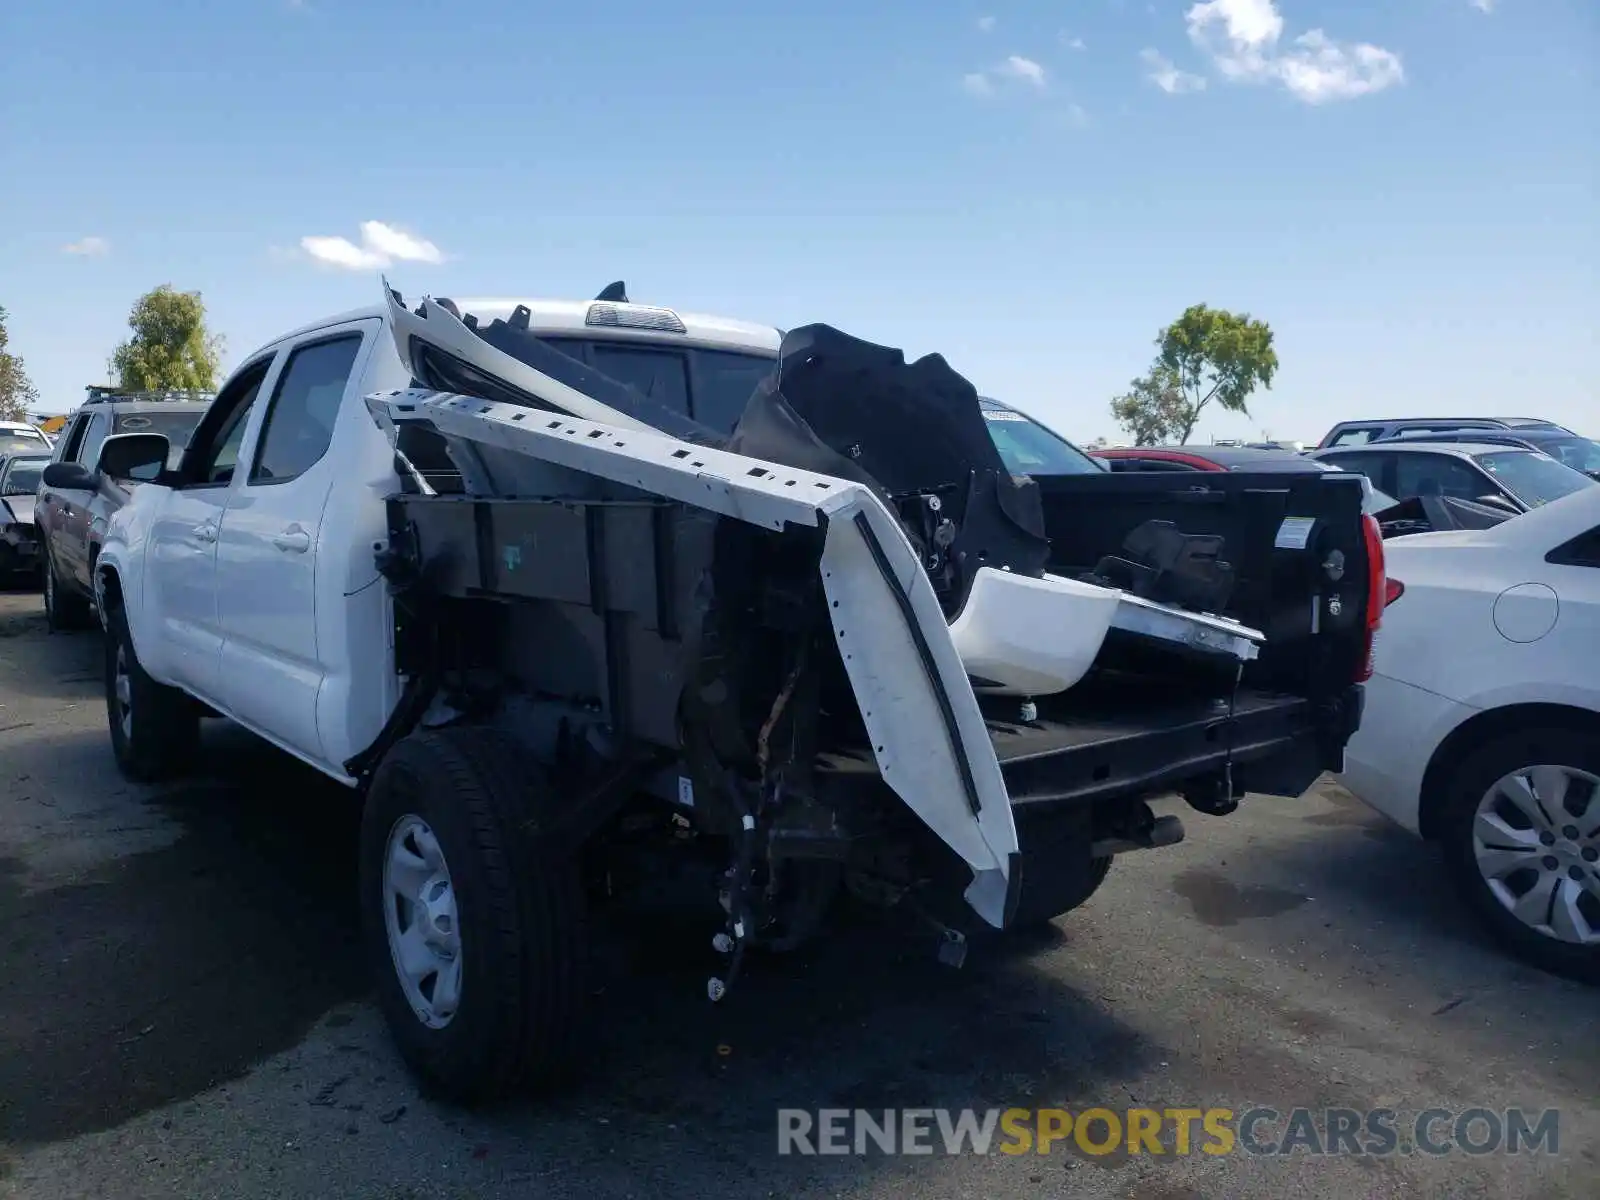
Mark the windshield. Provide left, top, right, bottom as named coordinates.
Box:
left=979, top=401, right=1105, bottom=476
left=113, top=410, right=206, bottom=447
left=2, top=460, right=46, bottom=496
left=1476, top=451, right=1595, bottom=508
left=0, top=431, right=49, bottom=456
left=1534, top=436, right=1600, bottom=475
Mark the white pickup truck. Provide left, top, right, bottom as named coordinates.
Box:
left=93, top=282, right=1382, bottom=1103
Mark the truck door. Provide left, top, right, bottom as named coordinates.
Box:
left=37, top=414, right=87, bottom=574
left=145, top=355, right=278, bottom=698
left=42, top=410, right=109, bottom=589
left=214, top=322, right=374, bottom=762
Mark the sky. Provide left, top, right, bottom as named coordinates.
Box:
left=2, top=0, right=1596, bottom=444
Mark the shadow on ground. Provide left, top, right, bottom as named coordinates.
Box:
left=0, top=725, right=368, bottom=1144
left=0, top=718, right=1158, bottom=1157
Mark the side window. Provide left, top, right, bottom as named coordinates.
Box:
left=250, top=335, right=363, bottom=484
left=184, top=358, right=275, bottom=487
left=1547, top=525, right=1600, bottom=569
left=587, top=343, right=691, bottom=418
left=690, top=349, right=776, bottom=432
left=55, top=414, right=90, bottom=464
left=1393, top=453, right=1487, bottom=501
left=1329, top=428, right=1375, bottom=447
left=78, top=412, right=112, bottom=469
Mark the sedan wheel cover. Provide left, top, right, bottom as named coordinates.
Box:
left=1472, top=764, right=1600, bottom=946
left=382, top=814, right=464, bottom=1028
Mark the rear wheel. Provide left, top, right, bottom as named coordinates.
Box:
left=104, top=604, right=200, bottom=782
left=359, top=726, right=588, bottom=1104
left=1438, top=726, right=1600, bottom=984
left=43, top=547, right=93, bottom=632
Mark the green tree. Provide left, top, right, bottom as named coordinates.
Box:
left=1110, top=365, right=1187, bottom=446
left=0, top=305, right=41, bottom=421
left=109, top=284, right=224, bottom=392
left=1110, top=303, right=1278, bottom=445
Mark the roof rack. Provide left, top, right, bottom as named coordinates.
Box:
left=83, top=386, right=215, bottom=406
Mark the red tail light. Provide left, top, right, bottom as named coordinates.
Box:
left=1355, top=513, right=1392, bottom=683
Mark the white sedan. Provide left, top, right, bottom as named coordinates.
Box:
left=1338, top=486, right=1600, bottom=982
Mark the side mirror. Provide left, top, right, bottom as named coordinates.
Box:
left=1475, top=493, right=1519, bottom=513
left=96, top=432, right=172, bottom=482
left=41, top=461, right=99, bottom=491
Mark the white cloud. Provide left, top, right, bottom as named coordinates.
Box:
left=1064, top=103, right=1091, bottom=128
left=1269, top=31, right=1405, bottom=103
left=1141, top=48, right=1207, bottom=94
left=358, top=220, right=444, bottom=264
left=299, top=220, right=445, bottom=271
left=63, top=236, right=110, bottom=257
left=963, top=57, right=1047, bottom=98
left=976, top=14, right=997, bottom=32
left=1061, top=32, right=1087, bottom=50
left=1469, top=0, right=1494, bottom=11
left=997, top=55, right=1048, bottom=88
left=1184, top=0, right=1403, bottom=103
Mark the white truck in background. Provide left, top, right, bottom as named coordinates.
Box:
left=86, top=282, right=1382, bottom=1103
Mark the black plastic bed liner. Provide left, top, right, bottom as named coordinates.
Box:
left=817, top=682, right=1360, bottom=811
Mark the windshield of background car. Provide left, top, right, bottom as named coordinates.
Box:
left=0, top=432, right=48, bottom=456
left=979, top=401, right=1105, bottom=475
left=113, top=410, right=206, bottom=447
left=2, top=460, right=46, bottom=495
left=1476, top=451, right=1595, bottom=508
left=1536, top=436, right=1600, bottom=474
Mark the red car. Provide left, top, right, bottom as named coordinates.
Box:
left=1091, top=445, right=1327, bottom=473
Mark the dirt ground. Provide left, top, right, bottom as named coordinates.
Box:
left=0, top=584, right=1593, bottom=1199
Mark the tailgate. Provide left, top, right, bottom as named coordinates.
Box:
left=1032, top=470, right=1374, bottom=701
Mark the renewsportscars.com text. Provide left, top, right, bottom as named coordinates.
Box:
left=776, top=1107, right=1561, bottom=1158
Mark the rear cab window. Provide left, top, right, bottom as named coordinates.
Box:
left=534, top=335, right=1102, bottom=476
left=544, top=337, right=776, bottom=433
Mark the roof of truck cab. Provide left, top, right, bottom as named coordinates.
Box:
left=264, top=298, right=782, bottom=356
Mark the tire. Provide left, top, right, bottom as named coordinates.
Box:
left=359, top=726, right=588, bottom=1105
left=43, top=546, right=93, bottom=632
left=1437, top=725, right=1600, bottom=985
left=1009, top=855, right=1114, bottom=931
left=104, top=604, right=200, bottom=783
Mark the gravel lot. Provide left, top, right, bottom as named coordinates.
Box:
left=0, top=584, right=1593, bottom=1199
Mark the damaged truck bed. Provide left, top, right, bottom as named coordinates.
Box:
left=365, top=289, right=1377, bottom=954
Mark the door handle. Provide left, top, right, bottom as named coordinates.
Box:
left=193, top=521, right=218, bottom=543
left=272, top=526, right=311, bottom=554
